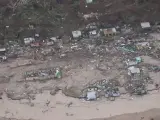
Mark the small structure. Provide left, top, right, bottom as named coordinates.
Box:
left=103, top=28, right=117, bottom=36
left=46, top=41, right=54, bottom=46
left=128, top=66, right=140, bottom=75
left=86, top=0, right=93, bottom=3
left=0, top=48, right=6, bottom=55
left=72, top=31, right=82, bottom=38
left=89, top=30, right=100, bottom=38
left=24, top=38, right=35, bottom=45
left=35, top=34, right=39, bottom=37
left=86, top=91, right=96, bottom=101
left=141, top=22, right=151, bottom=29
left=89, top=30, right=97, bottom=35
left=135, top=57, right=142, bottom=63
left=0, top=48, right=7, bottom=62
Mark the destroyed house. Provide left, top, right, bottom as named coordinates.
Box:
left=103, top=28, right=117, bottom=36
left=128, top=66, right=142, bottom=81
left=0, top=48, right=6, bottom=56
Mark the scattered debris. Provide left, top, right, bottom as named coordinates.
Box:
left=30, top=42, right=41, bottom=47
left=82, top=79, right=120, bottom=100
left=63, top=86, right=82, bottom=98
left=126, top=60, right=137, bottom=67
left=45, top=41, right=54, bottom=46
left=83, top=13, right=100, bottom=20
left=125, top=80, right=147, bottom=95
left=105, top=88, right=120, bottom=101
left=148, top=65, right=160, bottom=72
left=136, top=42, right=150, bottom=49
left=0, top=3, right=160, bottom=103
left=118, top=45, right=136, bottom=53
left=24, top=67, right=62, bottom=81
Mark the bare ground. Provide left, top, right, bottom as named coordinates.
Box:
left=92, top=108, right=160, bottom=120
left=1, top=108, right=160, bottom=120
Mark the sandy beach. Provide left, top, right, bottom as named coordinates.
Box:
left=0, top=90, right=159, bottom=120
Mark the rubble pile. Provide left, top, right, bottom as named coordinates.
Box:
left=124, top=57, right=152, bottom=95
left=24, top=67, right=62, bottom=81
left=124, top=80, right=147, bottom=95
left=6, top=41, right=25, bottom=58
left=147, top=65, right=160, bottom=72
left=82, top=79, right=120, bottom=101
left=0, top=20, right=159, bottom=102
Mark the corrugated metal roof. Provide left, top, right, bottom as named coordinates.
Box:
left=0, top=48, right=6, bottom=52
left=87, top=91, right=96, bottom=100
left=141, top=22, right=151, bottom=28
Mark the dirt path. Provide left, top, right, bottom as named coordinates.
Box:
left=0, top=90, right=160, bottom=120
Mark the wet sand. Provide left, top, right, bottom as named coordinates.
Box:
left=0, top=90, right=160, bottom=120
